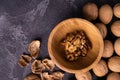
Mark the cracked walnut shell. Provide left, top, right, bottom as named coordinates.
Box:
left=24, top=74, right=40, bottom=80
left=31, top=60, right=45, bottom=74
left=18, top=54, right=32, bottom=67
left=28, top=40, right=40, bottom=59
left=51, top=72, right=64, bottom=80
left=42, top=58, right=55, bottom=71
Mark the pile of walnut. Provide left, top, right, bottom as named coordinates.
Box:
left=75, top=2, right=120, bottom=80
left=61, top=30, right=91, bottom=61
left=18, top=40, right=64, bottom=80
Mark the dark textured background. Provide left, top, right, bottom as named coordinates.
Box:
left=0, top=0, right=120, bottom=80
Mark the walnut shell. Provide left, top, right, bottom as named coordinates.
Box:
left=114, top=38, right=120, bottom=56
left=75, top=71, right=92, bottom=80
left=18, top=54, right=32, bottom=67
left=108, top=56, right=120, bottom=72
left=28, top=40, right=40, bottom=59
left=83, top=2, right=98, bottom=21
left=42, top=58, right=55, bottom=71
left=102, top=40, right=114, bottom=58
left=92, top=60, right=108, bottom=77
left=24, top=74, right=40, bottom=80
left=31, top=60, right=45, bottom=74
left=113, top=3, right=120, bottom=18
left=99, top=4, right=113, bottom=24
left=95, top=23, right=107, bottom=39
left=51, top=72, right=64, bottom=80
left=40, top=72, right=52, bottom=80
left=111, top=20, right=120, bottom=37
left=107, top=73, right=120, bottom=80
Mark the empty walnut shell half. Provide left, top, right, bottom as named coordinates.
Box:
left=40, top=72, right=52, bottom=80
left=28, top=40, right=40, bottom=59
left=51, top=72, right=64, bottom=80
left=24, top=74, right=40, bottom=80
left=18, top=54, right=32, bottom=67
left=42, top=58, right=55, bottom=71
left=31, top=60, right=45, bottom=74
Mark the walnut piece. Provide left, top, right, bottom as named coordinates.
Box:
left=42, top=58, right=55, bottom=71
left=28, top=40, right=40, bottom=59
left=18, top=54, right=32, bottom=67
left=61, top=30, right=91, bottom=61
left=31, top=60, right=45, bottom=74
left=24, top=74, right=40, bottom=80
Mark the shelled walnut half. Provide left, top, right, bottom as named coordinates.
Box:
left=31, top=60, right=45, bottom=74
left=18, top=54, right=32, bottom=67
left=28, top=40, right=40, bottom=59
left=61, top=30, right=91, bottom=61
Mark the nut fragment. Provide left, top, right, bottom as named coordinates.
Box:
left=95, top=23, right=107, bottom=39
left=28, top=40, right=40, bottom=59
left=99, top=4, right=113, bottom=24
left=111, top=20, right=120, bottom=37
left=114, top=38, right=120, bottom=56
left=92, top=60, right=108, bottom=77
left=42, top=58, right=55, bottom=71
left=113, top=3, right=120, bottom=18
left=75, top=71, right=92, bottom=80
left=51, top=72, right=64, bottom=80
left=102, top=40, right=114, bottom=58
left=40, top=72, right=52, bottom=80
left=31, top=60, right=45, bottom=74
left=82, top=2, right=98, bottom=21
left=107, top=72, right=120, bottom=80
left=108, top=56, right=120, bottom=72
left=18, top=54, right=32, bottom=67
left=24, top=74, right=40, bottom=80
left=61, top=30, right=91, bottom=61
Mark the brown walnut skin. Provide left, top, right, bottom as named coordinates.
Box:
left=83, top=2, right=98, bottom=21
left=111, top=20, right=120, bottom=37
left=107, top=73, right=120, bottom=80
left=114, top=3, right=120, bottom=18
left=108, top=56, right=120, bottom=72
left=92, top=60, right=108, bottom=77
left=95, top=23, right=107, bottom=39
left=75, top=71, right=92, bottom=80
left=24, top=74, right=40, bottom=80
left=99, top=4, right=113, bottom=24
left=114, top=38, right=120, bottom=56
left=102, top=40, right=114, bottom=58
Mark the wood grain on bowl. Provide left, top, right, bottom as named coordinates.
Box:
left=48, top=18, right=104, bottom=74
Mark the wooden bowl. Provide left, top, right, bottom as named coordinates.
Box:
left=48, top=18, right=104, bottom=74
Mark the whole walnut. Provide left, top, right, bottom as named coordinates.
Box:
left=83, top=2, right=98, bottom=21
left=114, top=38, right=120, bottom=56
left=75, top=71, right=92, bottom=80
left=113, top=3, right=120, bottom=18
left=24, top=74, right=40, bottom=80
left=102, top=40, right=114, bottom=58
left=107, top=73, right=120, bottom=80
left=108, top=56, right=120, bottom=72
left=95, top=23, right=107, bottom=39
left=92, top=60, right=108, bottom=77
left=99, top=4, right=113, bottom=24
left=111, top=20, right=120, bottom=37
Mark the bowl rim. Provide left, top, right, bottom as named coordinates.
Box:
left=48, top=18, right=104, bottom=74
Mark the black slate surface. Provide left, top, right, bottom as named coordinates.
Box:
left=0, top=0, right=120, bottom=80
